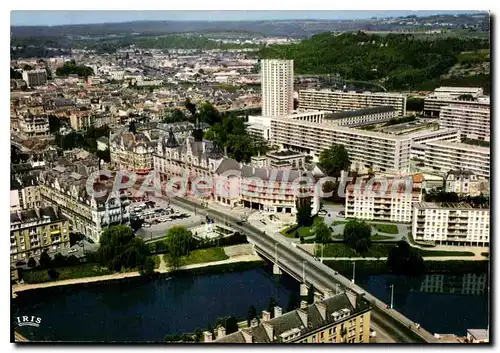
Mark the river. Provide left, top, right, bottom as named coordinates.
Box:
left=13, top=265, right=488, bottom=342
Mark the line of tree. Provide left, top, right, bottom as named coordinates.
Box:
left=260, top=31, right=489, bottom=91
left=55, top=60, right=94, bottom=78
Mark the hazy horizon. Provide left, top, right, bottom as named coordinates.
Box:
left=10, top=10, right=485, bottom=27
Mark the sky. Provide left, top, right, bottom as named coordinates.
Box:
left=10, top=10, right=484, bottom=27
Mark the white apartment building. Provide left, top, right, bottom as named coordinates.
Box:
left=407, top=128, right=461, bottom=160
left=439, top=104, right=490, bottom=141
left=271, top=115, right=411, bottom=173
left=424, top=86, right=489, bottom=117
left=298, top=89, right=407, bottom=116
left=261, top=59, right=294, bottom=116
left=22, top=69, right=48, bottom=87
left=325, top=106, right=397, bottom=127
left=412, top=202, right=489, bottom=247
left=424, top=141, right=490, bottom=179
left=345, top=175, right=423, bottom=223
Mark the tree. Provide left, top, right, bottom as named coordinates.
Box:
left=247, top=305, right=258, bottom=327
left=295, top=196, right=313, bottom=227
left=194, top=328, right=203, bottom=342
left=165, top=226, right=194, bottom=269
left=343, top=219, right=372, bottom=253
left=139, top=256, right=156, bottom=276
left=27, top=257, right=37, bottom=268
left=10, top=68, right=22, bottom=79
left=52, top=253, right=67, bottom=268
left=267, top=297, right=277, bottom=318
left=39, top=250, right=51, bottom=268
left=130, top=217, right=144, bottom=232
left=47, top=269, right=59, bottom=280
left=184, top=98, right=197, bottom=117
left=387, top=241, right=425, bottom=276
left=318, top=144, right=351, bottom=177
left=286, top=292, right=299, bottom=312
left=314, top=219, right=331, bottom=244
left=129, top=121, right=137, bottom=134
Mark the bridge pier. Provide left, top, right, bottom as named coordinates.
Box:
left=300, top=283, right=308, bottom=296
left=272, top=263, right=282, bottom=275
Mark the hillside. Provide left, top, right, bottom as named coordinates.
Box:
left=259, top=32, right=490, bottom=91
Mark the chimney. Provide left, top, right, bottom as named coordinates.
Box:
left=297, top=302, right=308, bottom=327
left=203, top=331, right=213, bottom=343
left=346, top=290, right=357, bottom=309
left=241, top=329, right=253, bottom=343
left=316, top=301, right=327, bottom=321
left=314, top=292, right=323, bottom=303
left=262, top=310, right=271, bottom=322
left=274, top=306, right=282, bottom=318
left=262, top=321, right=274, bottom=342
left=250, top=318, right=259, bottom=328
left=216, top=326, right=226, bottom=339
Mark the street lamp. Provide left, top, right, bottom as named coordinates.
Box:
left=302, top=260, right=306, bottom=282
left=390, top=284, right=395, bottom=309
left=351, top=261, right=356, bottom=283
left=274, top=242, right=278, bottom=264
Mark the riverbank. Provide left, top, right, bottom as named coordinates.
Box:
left=12, top=245, right=263, bottom=294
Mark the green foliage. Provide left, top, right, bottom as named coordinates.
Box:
left=163, top=109, right=188, bottom=124
left=343, top=219, right=372, bottom=253
left=313, top=219, right=332, bottom=244
left=180, top=247, right=228, bottom=266
left=383, top=116, right=416, bottom=126
left=260, top=32, right=489, bottom=90
left=27, top=257, right=37, bottom=268
left=39, top=250, right=51, bottom=268
left=165, top=226, right=195, bottom=269
left=97, top=225, right=150, bottom=272
left=424, top=190, right=460, bottom=203
left=318, top=144, right=351, bottom=177
left=387, top=241, right=425, bottom=276
left=55, top=61, right=94, bottom=77
left=10, top=68, right=22, bottom=79
left=54, top=125, right=109, bottom=152
left=139, top=256, right=156, bottom=276
left=462, top=138, right=490, bottom=147
left=213, top=316, right=238, bottom=335
left=295, top=196, right=313, bottom=227
left=22, top=264, right=112, bottom=284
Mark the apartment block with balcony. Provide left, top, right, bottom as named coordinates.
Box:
left=270, top=115, right=412, bottom=174
left=211, top=291, right=371, bottom=343
left=10, top=174, right=41, bottom=211
left=18, top=112, right=50, bottom=139
left=39, top=163, right=130, bottom=243
left=324, top=106, right=398, bottom=127
left=439, top=104, right=490, bottom=141
left=345, top=175, right=423, bottom=223
left=423, top=141, right=490, bottom=179
left=22, top=69, right=47, bottom=87
left=412, top=202, right=489, bottom=247
left=110, top=128, right=156, bottom=175
left=10, top=206, right=70, bottom=263
left=299, top=89, right=406, bottom=116
left=423, top=86, right=489, bottom=117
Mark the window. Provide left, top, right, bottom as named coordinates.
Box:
left=320, top=332, right=324, bottom=339
left=312, top=335, right=316, bottom=343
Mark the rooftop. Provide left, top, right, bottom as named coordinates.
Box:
left=325, top=106, right=395, bottom=120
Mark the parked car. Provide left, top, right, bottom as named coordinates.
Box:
left=318, top=209, right=327, bottom=215
left=143, top=223, right=151, bottom=228
left=68, top=248, right=78, bottom=254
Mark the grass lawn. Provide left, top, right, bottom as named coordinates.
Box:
left=371, top=234, right=396, bottom=241
left=22, top=264, right=112, bottom=284
left=316, top=243, right=359, bottom=258
left=181, top=247, right=229, bottom=266
left=280, top=226, right=298, bottom=238
left=332, top=220, right=348, bottom=226
left=418, top=250, right=475, bottom=257
left=284, top=217, right=323, bottom=239
left=371, top=223, right=399, bottom=234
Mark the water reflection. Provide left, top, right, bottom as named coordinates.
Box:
left=418, top=273, right=487, bottom=296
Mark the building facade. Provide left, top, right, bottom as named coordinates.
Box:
left=110, top=129, right=156, bottom=175
left=211, top=291, right=371, bottom=343
left=324, top=106, right=397, bottom=127
left=10, top=174, right=41, bottom=212
left=270, top=115, right=412, bottom=173
left=439, top=104, right=490, bottom=141
left=345, top=175, right=423, bottom=223
left=423, top=141, right=490, bottom=179
left=261, top=59, right=294, bottom=117
left=298, top=89, right=406, bottom=116
left=412, top=202, right=489, bottom=247
left=18, top=112, right=50, bottom=139
left=10, top=206, right=70, bottom=263
left=445, top=170, right=489, bottom=196
left=423, top=86, right=489, bottom=117
left=22, top=69, right=48, bottom=87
